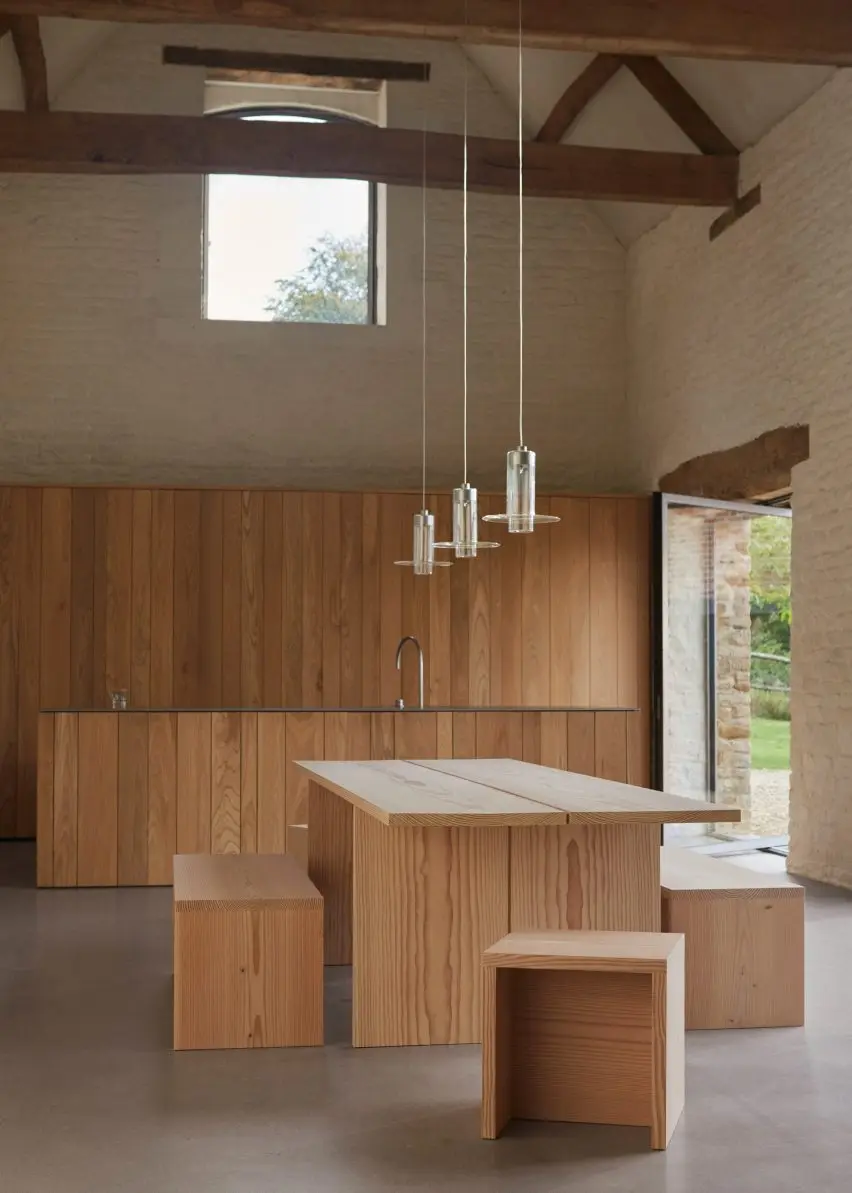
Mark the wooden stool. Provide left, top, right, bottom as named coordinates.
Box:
left=482, top=930, right=685, bottom=1150
left=661, top=846, right=805, bottom=1029
left=173, top=853, right=324, bottom=1050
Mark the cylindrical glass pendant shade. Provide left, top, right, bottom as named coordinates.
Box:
left=453, top=484, right=478, bottom=557
left=395, top=509, right=451, bottom=575
left=506, top=446, right=536, bottom=534
left=412, top=509, right=435, bottom=575
left=483, top=445, right=560, bottom=533
left=436, top=483, right=500, bottom=558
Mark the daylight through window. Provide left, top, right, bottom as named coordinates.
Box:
left=204, top=110, right=376, bottom=324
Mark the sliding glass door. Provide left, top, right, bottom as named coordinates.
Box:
left=656, top=495, right=792, bottom=843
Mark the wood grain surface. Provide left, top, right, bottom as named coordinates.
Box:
left=308, top=779, right=353, bottom=965
left=118, top=712, right=149, bottom=884
left=509, top=823, right=661, bottom=932
left=483, top=929, right=683, bottom=969
left=661, top=844, right=804, bottom=897
left=481, top=931, right=685, bottom=1149
left=352, top=809, right=509, bottom=1046
left=37, top=710, right=646, bottom=886
left=6, top=487, right=650, bottom=837
left=414, top=758, right=741, bottom=824
left=77, top=711, right=118, bottom=886
left=662, top=849, right=804, bottom=1029
left=147, top=711, right=176, bottom=884
left=173, top=853, right=323, bottom=1050
left=296, top=759, right=568, bottom=826
left=173, top=852, right=322, bottom=909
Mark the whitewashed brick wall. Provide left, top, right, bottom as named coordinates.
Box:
left=0, top=23, right=627, bottom=492
left=628, top=69, right=852, bottom=886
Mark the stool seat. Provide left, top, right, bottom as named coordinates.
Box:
left=661, top=846, right=804, bottom=1029
left=482, top=930, right=685, bottom=1150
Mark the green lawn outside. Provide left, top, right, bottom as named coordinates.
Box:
left=751, top=717, right=791, bottom=770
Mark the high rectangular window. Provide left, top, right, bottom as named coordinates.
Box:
left=203, top=108, right=379, bottom=324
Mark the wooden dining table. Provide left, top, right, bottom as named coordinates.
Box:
left=295, top=758, right=740, bottom=1048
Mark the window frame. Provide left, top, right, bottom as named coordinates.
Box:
left=202, top=104, right=379, bottom=326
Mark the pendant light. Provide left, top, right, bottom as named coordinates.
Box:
left=436, top=23, right=500, bottom=560
left=396, top=105, right=451, bottom=577
left=484, top=0, right=559, bottom=536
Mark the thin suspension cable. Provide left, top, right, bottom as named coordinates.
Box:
left=518, top=0, right=524, bottom=447
left=421, top=98, right=428, bottom=511
left=462, top=7, right=469, bottom=485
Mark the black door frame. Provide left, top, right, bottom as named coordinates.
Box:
left=651, top=492, right=792, bottom=795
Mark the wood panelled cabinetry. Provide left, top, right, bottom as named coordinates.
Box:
left=1, top=488, right=652, bottom=839
left=37, top=709, right=642, bottom=887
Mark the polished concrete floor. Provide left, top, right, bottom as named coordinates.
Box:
left=2, top=842, right=851, bottom=1193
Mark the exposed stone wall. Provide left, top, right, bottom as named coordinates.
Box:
left=714, top=516, right=753, bottom=821
left=664, top=508, right=708, bottom=801
left=664, top=508, right=753, bottom=828
left=627, top=68, right=852, bottom=883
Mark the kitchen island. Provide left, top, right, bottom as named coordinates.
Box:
left=36, top=706, right=643, bottom=888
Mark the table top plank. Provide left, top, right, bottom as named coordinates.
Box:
left=295, top=759, right=568, bottom=826
left=409, top=758, right=742, bottom=824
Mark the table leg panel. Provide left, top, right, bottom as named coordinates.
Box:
left=352, top=811, right=509, bottom=1047
left=510, top=823, right=660, bottom=932
left=307, top=781, right=353, bottom=965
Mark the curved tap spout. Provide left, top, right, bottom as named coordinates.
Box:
left=395, top=636, right=425, bottom=710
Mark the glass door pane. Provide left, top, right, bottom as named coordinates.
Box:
left=660, top=495, right=791, bottom=843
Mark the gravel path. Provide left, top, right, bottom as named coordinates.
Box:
left=749, top=768, right=790, bottom=837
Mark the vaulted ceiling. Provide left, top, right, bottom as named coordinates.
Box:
left=469, top=46, right=832, bottom=243
left=0, top=15, right=837, bottom=245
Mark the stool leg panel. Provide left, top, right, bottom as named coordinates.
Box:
left=308, top=782, right=353, bottom=966
left=173, top=908, right=248, bottom=1050
left=173, top=904, right=324, bottom=1050
left=481, top=967, right=512, bottom=1139
left=666, top=894, right=805, bottom=1029
left=649, top=945, right=685, bottom=1150
left=250, top=906, right=324, bottom=1048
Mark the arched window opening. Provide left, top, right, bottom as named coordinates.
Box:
left=204, top=108, right=378, bottom=324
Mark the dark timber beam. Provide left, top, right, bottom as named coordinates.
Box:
left=162, top=45, right=430, bottom=82
left=7, top=16, right=49, bottom=110
left=0, top=111, right=739, bottom=206
left=624, top=57, right=737, bottom=155
left=536, top=54, right=622, bottom=144
left=1, top=1, right=852, bottom=65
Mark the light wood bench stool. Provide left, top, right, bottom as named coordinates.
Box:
left=661, top=846, right=804, bottom=1030
left=173, top=853, right=324, bottom=1050
left=482, top=930, right=685, bottom=1150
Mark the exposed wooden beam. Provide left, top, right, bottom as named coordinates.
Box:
left=162, top=45, right=430, bottom=82
left=709, top=183, right=762, bottom=241
left=7, top=16, right=48, bottom=110
left=536, top=54, right=622, bottom=144
left=205, top=69, right=383, bottom=91
left=0, top=110, right=739, bottom=206
left=624, top=56, right=736, bottom=155
left=1, top=0, right=852, bottom=65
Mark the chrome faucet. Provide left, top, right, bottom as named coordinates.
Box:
left=395, top=635, right=424, bottom=710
